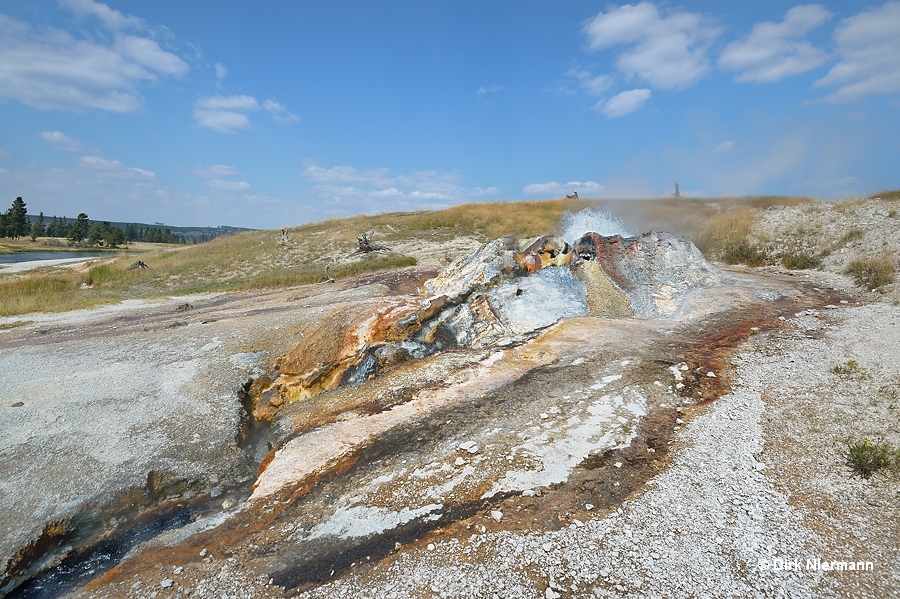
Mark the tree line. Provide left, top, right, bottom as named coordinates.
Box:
left=1, top=197, right=186, bottom=248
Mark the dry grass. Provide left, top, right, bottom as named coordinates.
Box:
left=870, top=189, right=900, bottom=201
left=844, top=254, right=897, bottom=291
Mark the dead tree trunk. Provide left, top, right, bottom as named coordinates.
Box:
left=351, top=230, right=391, bottom=255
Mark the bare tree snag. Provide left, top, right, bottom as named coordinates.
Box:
left=280, top=228, right=297, bottom=249
left=350, top=229, right=391, bottom=256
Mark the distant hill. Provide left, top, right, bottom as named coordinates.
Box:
left=25, top=214, right=255, bottom=244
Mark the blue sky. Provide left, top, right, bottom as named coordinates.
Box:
left=1, top=1, right=898, bottom=229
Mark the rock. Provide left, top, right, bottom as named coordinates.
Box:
left=542, top=542, right=553, bottom=552
left=199, top=548, right=208, bottom=557
left=210, top=486, right=222, bottom=498
left=458, top=441, right=477, bottom=452
left=427, top=543, right=435, bottom=551
left=455, top=457, right=466, bottom=466
left=491, top=510, right=503, bottom=523
left=160, top=579, right=173, bottom=588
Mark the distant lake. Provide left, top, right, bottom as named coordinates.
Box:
left=0, top=251, right=111, bottom=264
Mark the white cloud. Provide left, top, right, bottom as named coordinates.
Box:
left=718, top=5, right=831, bottom=83
left=60, top=0, right=144, bottom=31
left=193, top=95, right=257, bottom=133
left=566, top=69, right=613, bottom=96
left=113, top=33, right=189, bottom=77
left=78, top=155, right=156, bottom=180
left=193, top=164, right=240, bottom=178
left=714, top=140, right=736, bottom=153
left=596, top=88, right=651, bottom=117
left=263, top=99, right=301, bottom=124
left=192, top=109, right=252, bottom=133
left=0, top=149, right=11, bottom=159
left=214, top=62, right=227, bottom=80
left=814, top=1, right=900, bottom=102
left=523, top=181, right=604, bottom=196
left=302, top=163, right=501, bottom=214
left=193, top=96, right=300, bottom=132
left=207, top=179, right=251, bottom=192
left=40, top=130, right=86, bottom=152
left=302, top=163, right=394, bottom=187
left=0, top=11, right=188, bottom=112
left=476, top=84, right=502, bottom=95
left=583, top=2, right=722, bottom=90
left=195, top=95, right=259, bottom=111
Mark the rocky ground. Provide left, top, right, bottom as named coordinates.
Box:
left=0, top=199, right=897, bottom=599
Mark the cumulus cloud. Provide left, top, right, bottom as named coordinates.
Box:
left=263, top=100, right=301, bottom=124
left=214, top=62, right=227, bottom=80
left=193, top=95, right=257, bottom=133
left=718, top=5, right=831, bottom=83
left=583, top=2, right=722, bottom=90
left=814, top=2, right=900, bottom=102
left=40, top=130, right=86, bottom=152
left=0, top=5, right=188, bottom=113
left=715, top=140, right=736, bottom=153
left=596, top=88, right=652, bottom=117
left=523, top=181, right=604, bottom=196
left=193, top=95, right=300, bottom=132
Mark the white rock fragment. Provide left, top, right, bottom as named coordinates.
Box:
left=675, top=382, right=685, bottom=390
left=427, top=543, right=435, bottom=551
left=540, top=413, right=548, bottom=419
left=173, top=566, right=183, bottom=575
left=614, top=461, right=623, bottom=468
left=542, top=542, right=553, bottom=552
left=545, top=587, right=561, bottom=599
left=491, top=510, right=503, bottom=523
left=706, top=371, right=716, bottom=378
left=199, top=548, right=208, bottom=557
left=679, top=363, right=689, bottom=371
left=458, top=440, right=479, bottom=454
left=522, top=489, right=536, bottom=497
left=160, top=579, right=173, bottom=588
left=585, top=503, right=594, bottom=510
left=455, top=457, right=466, bottom=466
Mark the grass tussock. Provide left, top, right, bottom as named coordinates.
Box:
left=781, top=252, right=823, bottom=270
left=693, top=207, right=757, bottom=256
left=832, top=359, right=872, bottom=380
left=836, top=228, right=864, bottom=247
left=844, top=255, right=896, bottom=290
left=842, top=437, right=900, bottom=478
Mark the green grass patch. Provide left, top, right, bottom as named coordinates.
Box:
left=832, top=359, right=872, bottom=380
left=781, top=252, right=823, bottom=270
left=0, top=320, right=32, bottom=330
left=844, top=255, right=896, bottom=290
left=722, top=242, right=769, bottom=267
left=842, top=437, right=900, bottom=478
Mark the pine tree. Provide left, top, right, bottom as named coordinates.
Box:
left=7, top=197, right=27, bottom=238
